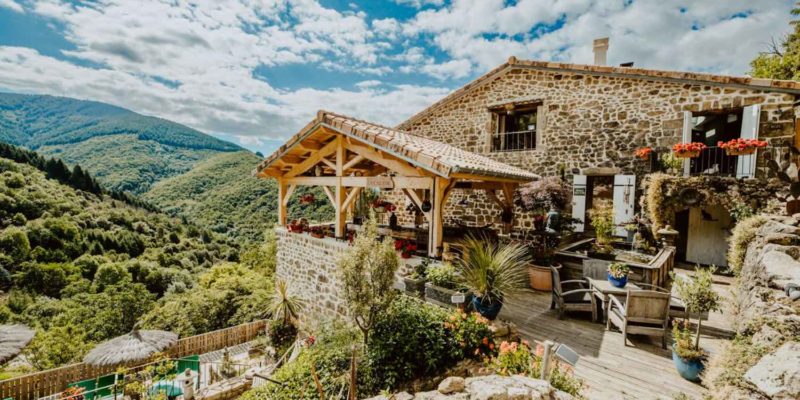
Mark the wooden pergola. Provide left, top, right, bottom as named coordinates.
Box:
left=255, top=111, right=539, bottom=257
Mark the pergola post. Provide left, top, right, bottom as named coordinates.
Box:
left=334, top=137, right=346, bottom=237
left=428, top=177, right=451, bottom=257
left=277, top=178, right=287, bottom=227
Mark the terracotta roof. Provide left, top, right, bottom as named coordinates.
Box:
left=397, top=57, right=800, bottom=130
left=256, top=110, right=539, bottom=182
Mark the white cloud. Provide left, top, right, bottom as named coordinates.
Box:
left=0, top=0, right=23, bottom=13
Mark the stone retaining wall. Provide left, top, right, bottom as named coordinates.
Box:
left=275, top=228, right=416, bottom=321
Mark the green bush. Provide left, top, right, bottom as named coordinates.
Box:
left=728, top=215, right=767, bottom=275
left=269, top=319, right=298, bottom=357
left=366, top=296, right=460, bottom=390
left=444, top=309, right=495, bottom=359
left=427, top=263, right=458, bottom=289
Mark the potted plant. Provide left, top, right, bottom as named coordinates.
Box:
left=424, top=262, right=467, bottom=309
left=455, top=235, right=529, bottom=320
left=588, top=200, right=616, bottom=260
left=718, top=138, right=768, bottom=156
left=371, top=199, right=396, bottom=213
left=606, top=262, right=629, bottom=288
left=394, top=239, right=417, bottom=258
left=403, top=258, right=429, bottom=298
left=672, top=142, right=706, bottom=158
left=517, top=177, right=572, bottom=290
left=299, top=193, right=315, bottom=205
left=287, top=219, right=304, bottom=233
left=670, top=267, right=721, bottom=382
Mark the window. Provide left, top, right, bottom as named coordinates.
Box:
left=491, top=106, right=537, bottom=152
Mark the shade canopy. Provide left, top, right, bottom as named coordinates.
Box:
left=83, top=330, right=178, bottom=367
left=0, top=324, right=35, bottom=364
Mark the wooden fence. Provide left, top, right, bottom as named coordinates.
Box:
left=0, top=320, right=267, bottom=400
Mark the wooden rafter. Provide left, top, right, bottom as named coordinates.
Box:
left=320, top=157, right=336, bottom=170
left=285, top=139, right=338, bottom=178
left=299, top=139, right=322, bottom=151
left=322, top=186, right=336, bottom=206
left=343, top=187, right=362, bottom=210
left=282, top=184, right=297, bottom=206
left=342, top=155, right=365, bottom=172
left=345, top=140, right=425, bottom=177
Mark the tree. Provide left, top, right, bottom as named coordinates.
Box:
left=338, top=213, right=399, bottom=345
left=0, top=227, right=30, bottom=263
left=672, top=267, right=721, bottom=350
left=268, top=279, right=304, bottom=325
left=750, top=2, right=800, bottom=80
left=24, top=326, right=90, bottom=370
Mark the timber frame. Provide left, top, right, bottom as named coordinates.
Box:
left=256, top=111, right=539, bottom=257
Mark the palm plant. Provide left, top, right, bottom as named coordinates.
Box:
left=268, top=279, right=305, bottom=325
left=456, top=235, right=530, bottom=306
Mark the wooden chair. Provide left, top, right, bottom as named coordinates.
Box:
left=582, top=259, right=610, bottom=280
left=606, top=290, right=671, bottom=349
left=551, top=266, right=597, bottom=322
left=647, top=246, right=676, bottom=287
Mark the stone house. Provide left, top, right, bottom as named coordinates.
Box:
left=388, top=42, right=800, bottom=267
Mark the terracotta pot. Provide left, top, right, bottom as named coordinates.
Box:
left=528, top=263, right=561, bottom=291
left=674, top=150, right=700, bottom=159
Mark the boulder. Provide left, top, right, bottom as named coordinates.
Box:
left=437, top=377, right=465, bottom=394
left=744, top=342, right=800, bottom=399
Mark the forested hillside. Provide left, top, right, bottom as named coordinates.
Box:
left=0, top=154, right=272, bottom=372
left=0, top=93, right=241, bottom=193
left=144, top=151, right=334, bottom=243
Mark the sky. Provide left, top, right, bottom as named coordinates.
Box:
left=0, top=0, right=796, bottom=155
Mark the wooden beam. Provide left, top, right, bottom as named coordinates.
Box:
left=335, top=136, right=346, bottom=237
left=322, top=186, right=336, bottom=206
left=284, top=176, right=337, bottom=186
left=428, top=177, right=450, bottom=257
left=451, top=172, right=530, bottom=183
left=320, top=157, right=336, bottom=170
left=285, top=139, right=339, bottom=178
left=277, top=178, right=287, bottom=226
left=342, top=155, right=365, bottom=172
left=299, top=139, right=322, bottom=151
left=485, top=189, right=506, bottom=210
left=453, top=181, right=505, bottom=190
left=285, top=175, right=433, bottom=189
left=282, top=184, right=297, bottom=206
left=343, top=187, right=362, bottom=211
left=346, top=141, right=425, bottom=177
left=281, top=154, right=304, bottom=164
left=501, top=183, right=517, bottom=208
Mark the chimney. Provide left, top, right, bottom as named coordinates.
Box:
left=593, top=37, right=609, bottom=66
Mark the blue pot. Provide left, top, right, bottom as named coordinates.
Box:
left=472, top=296, right=502, bottom=320
left=672, top=344, right=705, bottom=382
left=607, top=272, right=628, bottom=288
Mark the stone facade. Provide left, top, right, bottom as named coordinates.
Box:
left=389, top=65, right=798, bottom=229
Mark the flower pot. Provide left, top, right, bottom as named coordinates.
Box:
left=310, top=233, right=324, bottom=239
left=672, top=344, right=705, bottom=382
left=472, top=296, right=503, bottom=320
left=401, top=251, right=413, bottom=259
left=607, top=272, right=628, bottom=288
left=528, top=263, right=560, bottom=291
left=352, top=216, right=362, bottom=225
left=724, top=148, right=756, bottom=156
left=674, top=150, right=700, bottom=159
left=402, top=276, right=426, bottom=299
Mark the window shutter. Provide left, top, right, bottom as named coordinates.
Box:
left=613, top=175, right=636, bottom=237
left=536, top=104, right=546, bottom=150
left=737, top=104, right=761, bottom=179
left=682, top=110, right=692, bottom=177
left=571, top=175, right=587, bottom=232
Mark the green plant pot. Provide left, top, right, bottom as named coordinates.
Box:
left=403, top=276, right=426, bottom=299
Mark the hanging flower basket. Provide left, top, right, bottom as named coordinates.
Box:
left=371, top=199, right=395, bottom=213
left=718, top=138, right=767, bottom=156
left=634, top=147, right=653, bottom=161
left=672, top=142, right=706, bottom=159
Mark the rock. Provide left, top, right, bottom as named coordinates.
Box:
left=506, top=386, right=530, bottom=400
left=393, top=393, right=414, bottom=400
left=760, top=251, right=800, bottom=288
left=744, top=342, right=800, bottom=399
left=438, top=377, right=465, bottom=394
left=765, top=233, right=800, bottom=246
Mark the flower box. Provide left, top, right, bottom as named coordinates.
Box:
left=718, top=138, right=767, bottom=156
left=402, top=276, right=426, bottom=299
left=424, top=282, right=471, bottom=309
left=634, top=147, right=653, bottom=161
left=673, top=150, right=700, bottom=159
left=672, top=142, right=706, bottom=159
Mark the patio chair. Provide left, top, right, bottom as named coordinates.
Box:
left=582, top=259, right=610, bottom=280
left=606, top=290, right=671, bottom=349
left=550, top=265, right=597, bottom=322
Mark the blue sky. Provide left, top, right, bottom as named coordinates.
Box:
left=0, top=0, right=795, bottom=155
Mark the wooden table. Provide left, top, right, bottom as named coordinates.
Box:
left=586, top=278, right=641, bottom=322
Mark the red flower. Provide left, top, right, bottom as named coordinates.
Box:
left=634, top=147, right=653, bottom=160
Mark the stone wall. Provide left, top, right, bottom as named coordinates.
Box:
left=365, top=375, right=574, bottom=400
left=704, top=215, right=799, bottom=399
left=390, top=66, right=797, bottom=229
left=275, top=228, right=416, bottom=321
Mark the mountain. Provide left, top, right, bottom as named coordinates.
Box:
left=0, top=92, right=242, bottom=193
left=143, top=151, right=334, bottom=243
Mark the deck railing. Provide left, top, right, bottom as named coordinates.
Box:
left=648, top=146, right=772, bottom=178
left=0, top=320, right=267, bottom=400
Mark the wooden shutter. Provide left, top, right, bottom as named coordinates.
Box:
left=613, top=175, right=636, bottom=237
left=737, top=104, right=761, bottom=179
left=571, top=175, right=587, bottom=232
left=536, top=103, right=546, bottom=150
left=682, top=110, right=693, bottom=177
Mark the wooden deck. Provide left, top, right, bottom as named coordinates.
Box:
left=498, top=282, right=732, bottom=400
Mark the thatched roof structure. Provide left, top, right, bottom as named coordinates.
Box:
left=0, top=324, right=35, bottom=364
left=83, top=330, right=178, bottom=367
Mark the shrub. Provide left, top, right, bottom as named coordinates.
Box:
left=588, top=200, right=614, bottom=246
left=487, top=340, right=585, bottom=398
left=427, top=263, right=458, bottom=289
left=456, top=235, right=529, bottom=304
left=444, top=309, right=495, bottom=358
left=728, top=215, right=767, bottom=275
left=517, top=176, right=571, bottom=212
left=268, top=319, right=298, bottom=357
left=366, top=296, right=459, bottom=390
